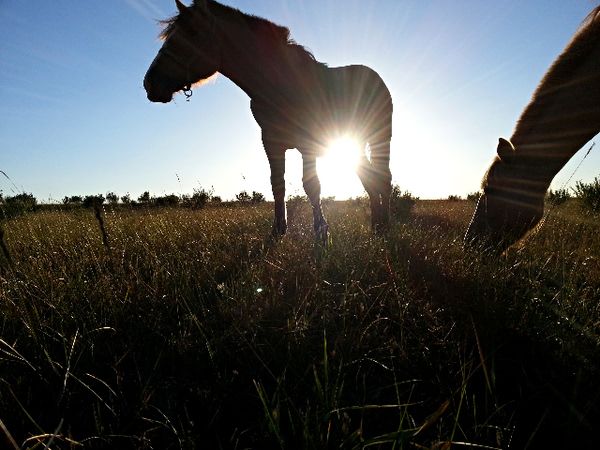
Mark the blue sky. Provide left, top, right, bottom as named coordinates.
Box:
left=1, top=0, right=598, bottom=201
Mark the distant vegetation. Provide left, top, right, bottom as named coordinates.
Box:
left=5, top=177, right=600, bottom=234
left=5, top=177, right=600, bottom=217
left=50, top=188, right=264, bottom=210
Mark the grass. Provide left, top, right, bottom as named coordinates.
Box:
left=0, top=199, right=599, bottom=449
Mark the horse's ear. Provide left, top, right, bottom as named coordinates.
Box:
left=497, top=137, right=516, bottom=163
left=175, top=0, right=188, bottom=14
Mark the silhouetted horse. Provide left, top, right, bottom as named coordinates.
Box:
left=465, top=6, right=600, bottom=253
left=144, top=0, right=393, bottom=240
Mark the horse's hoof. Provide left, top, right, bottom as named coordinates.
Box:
left=315, top=223, right=331, bottom=248
left=373, top=221, right=389, bottom=235
left=271, top=221, right=287, bottom=238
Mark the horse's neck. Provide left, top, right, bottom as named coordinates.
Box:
left=215, top=15, right=315, bottom=103
left=510, top=11, right=600, bottom=186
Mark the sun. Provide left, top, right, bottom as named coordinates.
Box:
left=317, top=135, right=366, bottom=199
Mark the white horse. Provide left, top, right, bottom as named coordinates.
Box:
left=465, top=7, right=600, bottom=252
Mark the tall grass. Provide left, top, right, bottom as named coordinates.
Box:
left=0, top=200, right=598, bottom=449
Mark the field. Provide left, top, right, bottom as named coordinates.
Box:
left=0, top=199, right=599, bottom=449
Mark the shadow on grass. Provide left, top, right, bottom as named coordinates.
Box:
left=396, top=238, right=600, bottom=449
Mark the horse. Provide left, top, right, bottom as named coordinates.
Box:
left=465, top=6, right=600, bottom=253
left=144, top=0, right=393, bottom=240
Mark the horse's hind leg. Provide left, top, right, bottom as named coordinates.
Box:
left=357, top=155, right=381, bottom=230
left=357, top=140, right=392, bottom=233
left=371, top=140, right=392, bottom=229
left=302, top=153, right=329, bottom=243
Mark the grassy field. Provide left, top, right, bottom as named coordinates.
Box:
left=0, top=199, right=599, bottom=449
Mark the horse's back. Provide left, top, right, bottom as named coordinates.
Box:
left=251, top=63, right=392, bottom=150
left=324, top=65, right=392, bottom=141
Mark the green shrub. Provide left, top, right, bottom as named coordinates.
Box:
left=466, top=191, right=481, bottom=202
left=573, top=177, right=600, bottom=212
left=546, top=188, right=571, bottom=205
left=82, top=194, right=105, bottom=208
left=236, top=190, right=252, bottom=203
left=106, top=192, right=119, bottom=205
left=0, top=192, right=37, bottom=219
left=63, top=195, right=83, bottom=205
left=190, top=187, right=213, bottom=208
left=389, top=184, right=417, bottom=220
left=154, top=194, right=180, bottom=207
left=251, top=191, right=266, bottom=203
left=138, top=191, right=151, bottom=204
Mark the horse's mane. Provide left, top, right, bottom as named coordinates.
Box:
left=159, top=0, right=320, bottom=64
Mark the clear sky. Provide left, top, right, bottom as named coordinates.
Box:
left=1, top=0, right=599, bottom=202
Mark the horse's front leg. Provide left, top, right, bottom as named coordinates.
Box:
left=302, top=153, right=329, bottom=244
left=265, top=144, right=287, bottom=237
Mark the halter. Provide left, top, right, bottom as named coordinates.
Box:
left=158, top=16, right=221, bottom=102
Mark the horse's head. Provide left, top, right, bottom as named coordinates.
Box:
left=464, top=138, right=545, bottom=253
left=144, top=0, right=220, bottom=103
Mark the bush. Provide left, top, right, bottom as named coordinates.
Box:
left=390, top=185, right=417, bottom=220
left=466, top=191, right=481, bottom=203
left=192, top=187, right=212, bottom=208
left=546, top=188, right=571, bottom=205
left=138, top=191, right=151, bottom=204
left=447, top=194, right=462, bottom=201
left=154, top=194, right=180, bottom=207
left=573, top=177, right=600, bottom=212
left=106, top=192, right=119, bottom=205
left=0, top=193, right=37, bottom=219
left=236, top=191, right=251, bottom=203
left=62, top=195, right=83, bottom=205
left=251, top=191, right=266, bottom=203
left=82, top=194, right=105, bottom=208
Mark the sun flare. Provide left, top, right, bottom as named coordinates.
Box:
left=317, top=135, right=365, bottom=199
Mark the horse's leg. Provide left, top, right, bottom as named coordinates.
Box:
left=370, top=140, right=392, bottom=230
left=265, top=144, right=287, bottom=236
left=302, top=153, right=329, bottom=242
left=356, top=151, right=381, bottom=231
left=357, top=141, right=392, bottom=233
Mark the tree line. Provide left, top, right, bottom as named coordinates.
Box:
left=3, top=177, right=600, bottom=219
left=0, top=188, right=268, bottom=219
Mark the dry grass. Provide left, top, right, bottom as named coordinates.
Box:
left=0, top=200, right=598, bottom=449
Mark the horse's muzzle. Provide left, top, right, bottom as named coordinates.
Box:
left=143, top=76, right=174, bottom=103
